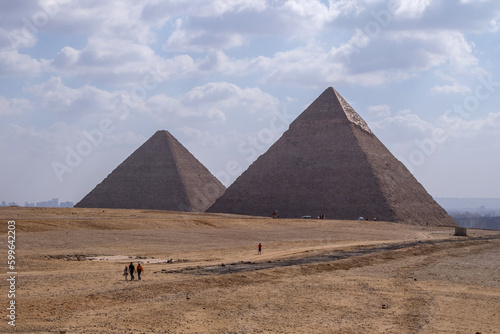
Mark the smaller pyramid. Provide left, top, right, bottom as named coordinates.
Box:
left=76, top=130, right=225, bottom=212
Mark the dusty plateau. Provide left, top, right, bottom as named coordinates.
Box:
left=1, top=207, right=500, bottom=333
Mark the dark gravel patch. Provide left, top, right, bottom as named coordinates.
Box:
left=155, top=236, right=500, bottom=276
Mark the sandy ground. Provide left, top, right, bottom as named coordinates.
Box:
left=1, top=207, right=500, bottom=333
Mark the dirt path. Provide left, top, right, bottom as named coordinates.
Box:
left=158, top=236, right=500, bottom=276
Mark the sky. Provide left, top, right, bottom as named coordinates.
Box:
left=1, top=0, right=500, bottom=205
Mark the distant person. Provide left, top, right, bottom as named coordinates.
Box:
left=258, top=243, right=262, bottom=255
left=129, top=262, right=135, bottom=281
left=137, top=263, right=144, bottom=280
left=123, top=266, right=129, bottom=281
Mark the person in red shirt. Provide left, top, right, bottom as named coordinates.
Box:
left=258, top=243, right=262, bottom=255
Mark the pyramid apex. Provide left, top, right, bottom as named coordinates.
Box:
left=154, top=129, right=172, bottom=136
left=152, top=130, right=178, bottom=143
left=318, top=86, right=336, bottom=97
left=290, top=87, right=372, bottom=134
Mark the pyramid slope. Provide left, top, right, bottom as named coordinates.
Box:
left=76, top=131, right=225, bottom=212
left=208, top=88, right=455, bottom=226
left=350, top=121, right=453, bottom=225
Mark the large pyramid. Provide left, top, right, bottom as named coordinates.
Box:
left=76, top=130, right=225, bottom=212
left=208, top=87, right=455, bottom=226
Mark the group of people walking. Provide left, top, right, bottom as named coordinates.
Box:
left=123, top=262, right=144, bottom=281
left=122, top=243, right=262, bottom=281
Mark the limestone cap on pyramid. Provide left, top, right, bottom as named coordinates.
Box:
left=290, top=86, right=372, bottom=134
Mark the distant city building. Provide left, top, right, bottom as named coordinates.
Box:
left=36, top=198, right=59, bottom=208
left=1, top=198, right=74, bottom=208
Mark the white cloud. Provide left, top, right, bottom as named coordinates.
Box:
left=50, top=38, right=157, bottom=83
left=460, top=0, right=490, bottom=4
left=0, top=96, right=32, bottom=115
left=0, top=28, right=37, bottom=50
left=197, top=0, right=268, bottom=16
left=371, top=108, right=500, bottom=155
left=1, top=1, right=162, bottom=49
left=439, top=111, right=500, bottom=138
left=383, top=30, right=478, bottom=73
left=162, top=0, right=364, bottom=53
left=165, top=22, right=245, bottom=52
left=25, top=77, right=118, bottom=114
left=0, top=50, right=42, bottom=76
left=371, top=109, right=435, bottom=140
left=196, top=50, right=247, bottom=75
left=185, top=82, right=277, bottom=112
left=43, top=1, right=157, bottom=44
left=368, top=104, right=391, bottom=118
left=393, top=0, right=432, bottom=19
left=254, top=28, right=479, bottom=87
left=431, top=82, right=472, bottom=95
left=281, top=0, right=365, bottom=34
left=3, top=0, right=489, bottom=87
left=146, top=82, right=279, bottom=122
left=253, top=42, right=347, bottom=87
left=327, top=29, right=480, bottom=85
left=282, top=0, right=337, bottom=26
left=245, top=24, right=481, bottom=87
left=177, top=126, right=228, bottom=148
left=147, top=93, right=227, bottom=120
left=0, top=2, right=41, bottom=50
left=49, top=38, right=200, bottom=85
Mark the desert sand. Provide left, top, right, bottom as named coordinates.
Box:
left=1, top=207, right=499, bottom=333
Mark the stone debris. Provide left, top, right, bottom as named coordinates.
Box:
left=46, top=254, right=97, bottom=261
